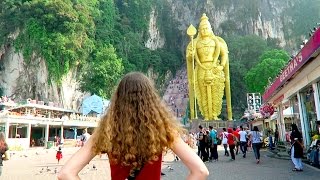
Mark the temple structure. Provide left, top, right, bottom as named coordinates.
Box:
left=0, top=96, right=103, bottom=150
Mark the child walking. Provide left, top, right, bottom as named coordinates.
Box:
left=56, top=147, right=63, bottom=164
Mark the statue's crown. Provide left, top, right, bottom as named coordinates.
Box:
left=200, top=13, right=209, bottom=22
left=199, top=13, right=211, bottom=29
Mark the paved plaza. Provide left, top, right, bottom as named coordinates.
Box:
left=1, top=146, right=319, bottom=180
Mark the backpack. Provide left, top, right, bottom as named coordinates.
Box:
left=204, top=134, right=208, bottom=144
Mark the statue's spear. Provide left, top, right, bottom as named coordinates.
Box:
left=187, top=24, right=198, bottom=119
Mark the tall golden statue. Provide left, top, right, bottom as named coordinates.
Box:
left=186, top=13, right=232, bottom=120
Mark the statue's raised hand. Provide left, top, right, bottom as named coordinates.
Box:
left=187, top=47, right=195, bottom=59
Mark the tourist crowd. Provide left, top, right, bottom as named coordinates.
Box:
left=194, top=125, right=263, bottom=164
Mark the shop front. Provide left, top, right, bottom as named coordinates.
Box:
left=263, top=28, right=320, bottom=147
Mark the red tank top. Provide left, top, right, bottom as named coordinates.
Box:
left=109, top=155, right=162, bottom=180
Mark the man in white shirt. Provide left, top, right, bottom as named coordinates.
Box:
left=220, top=128, right=229, bottom=156
left=238, top=126, right=248, bottom=158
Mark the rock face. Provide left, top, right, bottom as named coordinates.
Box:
left=0, top=0, right=295, bottom=108
left=0, top=44, right=85, bottom=110
left=158, top=0, right=293, bottom=48
left=145, top=9, right=165, bottom=50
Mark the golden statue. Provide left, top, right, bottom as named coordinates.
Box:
left=186, top=13, right=232, bottom=120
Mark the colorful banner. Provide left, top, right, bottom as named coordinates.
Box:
left=263, top=28, right=320, bottom=101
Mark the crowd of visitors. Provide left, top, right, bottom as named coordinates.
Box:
left=194, top=125, right=263, bottom=164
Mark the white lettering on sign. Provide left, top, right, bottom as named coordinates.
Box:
left=279, top=52, right=302, bottom=82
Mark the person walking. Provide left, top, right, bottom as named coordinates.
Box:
left=209, top=126, right=218, bottom=161
left=268, top=129, right=274, bottom=150
left=239, top=126, right=248, bottom=158
left=58, top=72, right=208, bottom=180
left=196, top=131, right=201, bottom=157
left=227, top=128, right=236, bottom=161
left=274, top=129, right=279, bottom=147
left=290, top=124, right=304, bottom=171
left=197, top=125, right=208, bottom=162
left=245, top=127, right=252, bottom=152
left=220, top=128, right=229, bottom=156
left=80, top=129, right=91, bottom=147
left=56, top=146, right=63, bottom=164
left=233, top=128, right=240, bottom=155
left=249, top=126, right=262, bottom=164
left=0, top=132, right=8, bottom=176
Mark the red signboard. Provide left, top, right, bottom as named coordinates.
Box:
left=263, top=28, right=320, bottom=101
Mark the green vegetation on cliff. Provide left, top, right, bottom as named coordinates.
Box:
left=0, top=0, right=182, bottom=98
left=1, top=0, right=96, bottom=82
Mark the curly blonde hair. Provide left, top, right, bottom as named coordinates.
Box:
left=92, top=72, right=183, bottom=169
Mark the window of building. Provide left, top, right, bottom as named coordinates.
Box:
left=282, top=98, right=302, bottom=133
left=8, top=124, right=27, bottom=138
left=290, top=96, right=302, bottom=130
left=301, top=86, right=317, bottom=138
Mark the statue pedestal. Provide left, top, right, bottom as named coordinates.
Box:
left=189, top=119, right=236, bottom=132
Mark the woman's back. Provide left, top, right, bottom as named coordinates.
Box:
left=251, top=131, right=261, bottom=143
left=92, top=72, right=184, bottom=179
left=110, top=155, right=162, bottom=180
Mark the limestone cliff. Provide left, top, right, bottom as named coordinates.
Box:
left=145, top=9, right=165, bottom=50
left=151, top=0, right=294, bottom=50
left=0, top=0, right=296, bottom=109
left=0, top=44, right=86, bottom=110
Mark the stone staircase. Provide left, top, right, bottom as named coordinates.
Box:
left=163, top=68, right=189, bottom=119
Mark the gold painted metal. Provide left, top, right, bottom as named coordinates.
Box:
left=186, top=13, right=232, bottom=120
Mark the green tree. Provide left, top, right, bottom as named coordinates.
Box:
left=115, top=0, right=153, bottom=32
left=245, top=49, right=290, bottom=94
left=229, top=61, right=248, bottom=118
left=226, top=35, right=269, bottom=119
left=94, top=0, right=117, bottom=45
left=227, top=35, right=269, bottom=69
left=80, top=45, right=124, bottom=99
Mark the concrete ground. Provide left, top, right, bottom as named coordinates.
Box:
left=1, top=146, right=319, bottom=180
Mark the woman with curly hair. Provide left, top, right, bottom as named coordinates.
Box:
left=58, top=72, right=208, bottom=180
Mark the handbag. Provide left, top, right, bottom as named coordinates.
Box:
left=2, top=151, right=10, bottom=161
left=217, top=138, right=222, bottom=145
left=288, top=144, right=293, bottom=156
